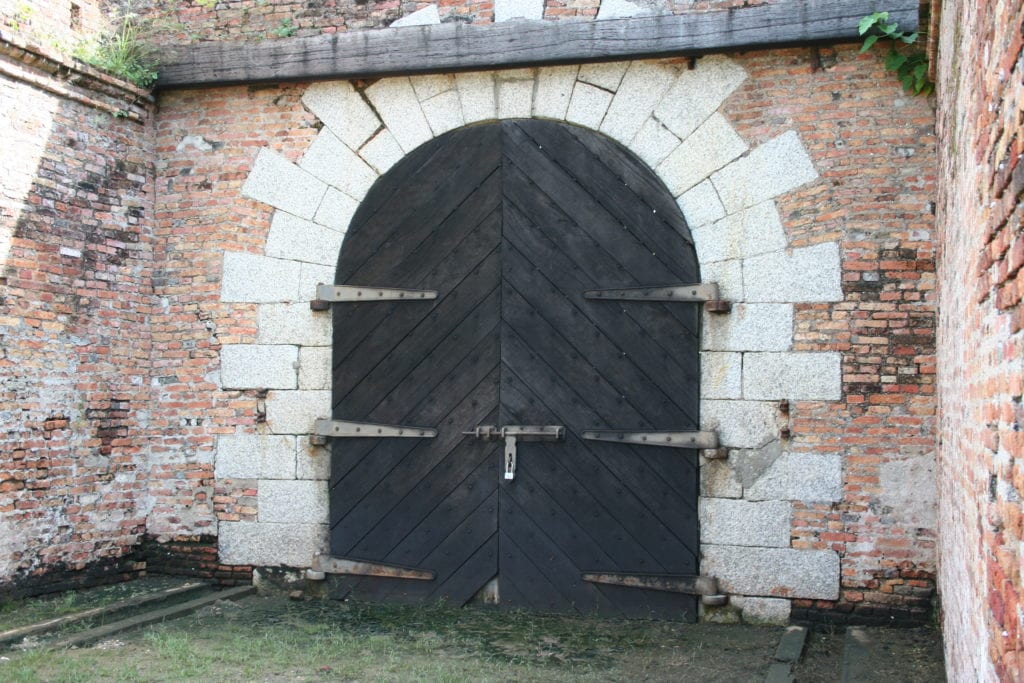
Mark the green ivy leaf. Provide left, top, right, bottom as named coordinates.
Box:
left=860, top=34, right=881, bottom=53
left=858, top=11, right=887, bottom=35
left=885, top=51, right=908, bottom=71
left=901, top=32, right=919, bottom=44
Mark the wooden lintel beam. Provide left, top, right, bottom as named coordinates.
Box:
left=156, top=0, right=918, bottom=89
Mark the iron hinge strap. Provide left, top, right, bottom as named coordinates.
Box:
left=581, top=430, right=719, bottom=449
left=313, top=555, right=435, bottom=580
left=310, top=283, right=437, bottom=310
left=312, top=418, right=437, bottom=441
left=583, top=282, right=731, bottom=313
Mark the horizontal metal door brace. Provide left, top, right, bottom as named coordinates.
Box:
left=311, top=418, right=437, bottom=445
left=463, top=425, right=565, bottom=481
left=581, top=572, right=727, bottom=605
left=583, top=282, right=730, bottom=313
left=313, top=555, right=435, bottom=580
left=310, top=283, right=438, bottom=310
left=581, top=430, right=719, bottom=449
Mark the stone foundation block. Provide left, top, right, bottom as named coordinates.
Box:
left=259, top=479, right=328, bottom=524
left=359, top=129, right=405, bottom=175
left=711, top=131, right=818, bottom=212
left=692, top=201, right=787, bottom=264
left=242, top=148, right=327, bottom=220
left=219, top=521, right=326, bottom=567
left=678, top=180, right=726, bottom=228
left=216, top=434, right=297, bottom=480
left=743, top=242, right=843, bottom=303
left=421, top=90, right=465, bottom=137
left=533, top=65, right=578, bottom=120
left=702, top=351, right=742, bottom=399
left=313, top=188, right=359, bottom=233
left=258, top=303, right=331, bottom=345
left=578, top=61, right=629, bottom=91
left=300, top=129, right=378, bottom=201
left=600, top=61, right=678, bottom=144
left=632, top=116, right=681, bottom=169
left=732, top=596, right=792, bottom=625
left=701, top=400, right=778, bottom=448
left=746, top=451, right=843, bottom=502
left=365, top=77, right=433, bottom=152
left=702, top=545, right=840, bottom=600
left=265, top=390, right=331, bottom=435
left=498, top=75, right=534, bottom=119
left=266, top=212, right=345, bottom=267
left=301, top=81, right=380, bottom=152
left=566, top=82, right=613, bottom=130
left=699, top=498, right=791, bottom=547
left=298, top=346, right=331, bottom=390
left=220, top=344, right=298, bottom=390
left=655, top=55, right=747, bottom=142
left=701, top=458, right=742, bottom=498
left=702, top=303, right=793, bottom=352
left=743, top=352, right=842, bottom=401
left=221, top=251, right=301, bottom=303
left=658, top=113, right=747, bottom=196
left=456, top=72, right=497, bottom=123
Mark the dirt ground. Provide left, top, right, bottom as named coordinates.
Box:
left=1, top=581, right=946, bottom=682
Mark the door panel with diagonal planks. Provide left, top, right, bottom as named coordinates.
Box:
left=330, top=120, right=700, bottom=618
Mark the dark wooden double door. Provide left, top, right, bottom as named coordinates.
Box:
left=330, top=120, right=701, bottom=619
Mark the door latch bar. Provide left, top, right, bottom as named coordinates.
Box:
left=581, top=430, right=718, bottom=449
left=463, top=425, right=565, bottom=481
left=310, top=283, right=437, bottom=310
left=583, top=282, right=730, bottom=313
left=581, top=572, right=725, bottom=603
left=313, top=418, right=437, bottom=440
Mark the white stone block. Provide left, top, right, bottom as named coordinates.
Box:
left=701, top=459, right=742, bottom=498
left=743, top=352, right=842, bottom=401
left=655, top=55, right=747, bottom=142
left=600, top=62, right=678, bottom=144
left=578, top=61, right=630, bottom=92
left=297, top=440, right=331, bottom=480
left=701, top=400, right=777, bottom=449
left=359, top=129, right=406, bottom=175
left=731, top=597, right=792, bottom=625
left=743, top=242, right=843, bottom=303
left=700, top=498, right=791, bottom=547
left=711, top=131, right=818, bottom=212
left=411, top=74, right=455, bottom=101
left=691, top=202, right=787, bottom=264
left=565, top=82, right=613, bottom=130
left=702, top=351, right=742, bottom=399
left=498, top=74, right=534, bottom=119
left=632, top=117, right=681, bottom=169
left=533, top=65, right=578, bottom=120
left=301, top=81, right=381, bottom=152
left=702, top=304, right=793, bottom=352
left=879, top=454, right=937, bottom=528
left=495, top=0, right=543, bottom=21
left=242, top=148, right=328, bottom=220
left=678, top=180, right=726, bottom=228
left=221, top=345, right=298, bottom=390
left=299, top=346, right=331, bottom=390
left=421, top=90, right=466, bottom=136
left=216, top=434, right=297, bottom=480
left=260, top=479, right=328, bottom=524
left=266, top=212, right=345, bottom=267
left=219, top=521, right=326, bottom=567
left=456, top=71, right=497, bottom=123
left=702, top=545, right=840, bottom=600
left=597, top=0, right=650, bottom=19
left=221, top=251, right=301, bottom=303
left=746, top=451, right=843, bottom=502
left=699, top=259, right=743, bottom=301
left=265, top=389, right=332, bottom=435
left=298, top=263, right=336, bottom=301
left=313, top=188, right=359, bottom=233
left=657, top=113, right=748, bottom=196
left=299, top=128, right=378, bottom=202
left=365, top=77, right=434, bottom=153
left=258, top=303, right=331, bottom=345
left=391, top=4, right=441, bottom=27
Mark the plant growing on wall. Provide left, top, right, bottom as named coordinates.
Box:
left=74, top=2, right=159, bottom=88
left=859, top=11, right=933, bottom=96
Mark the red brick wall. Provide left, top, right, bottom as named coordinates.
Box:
left=0, top=38, right=155, bottom=596
left=0, top=0, right=108, bottom=52
left=935, top=0, right=1024, bottom=679
left=724, top=46, right=938, bottom=624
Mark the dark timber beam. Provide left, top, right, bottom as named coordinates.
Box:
left=156, top=0, right=918, bottom=89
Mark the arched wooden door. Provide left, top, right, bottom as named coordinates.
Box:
left=329, top=120, right=701, bottom=619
